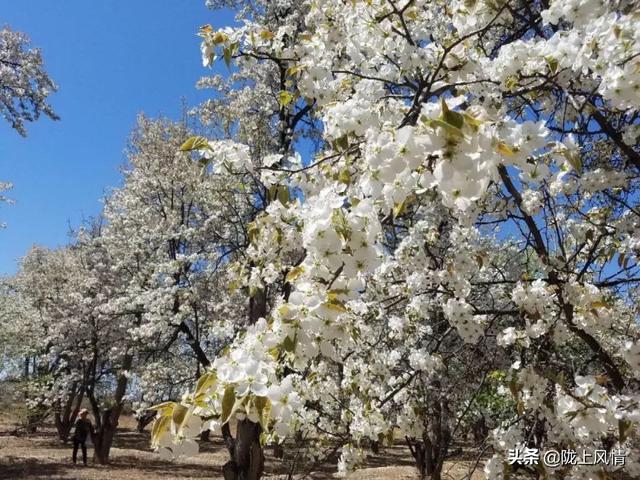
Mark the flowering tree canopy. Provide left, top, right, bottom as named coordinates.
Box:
left=151, top=1, right=640, bottom=479
left=0, top=26, right=58, bottom=137
left=1, top=0, right=639, bottom=479
left=1, top=116, right=253, bottom=462
left=0, top=26, right=58, bottom=225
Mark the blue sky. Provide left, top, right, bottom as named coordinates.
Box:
left=0, top=1, right=235, bottom=275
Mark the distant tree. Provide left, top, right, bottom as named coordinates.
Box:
left=0, top=26, right=58, bottom=226
left=0, top=27, right=58, bottom=136
left=2, top=115, right=256, bottom=463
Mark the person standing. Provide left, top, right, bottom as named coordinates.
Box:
left=71, top=409, right=94, bottom=466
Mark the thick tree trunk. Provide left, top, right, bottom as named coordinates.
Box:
left=218, top=281, right=268, bottom=479
left=54, top=383, right=84, bottom=442
left=408, top=437, right=442, bottom=480
left=407, top=397, right=451, bottom=480
left=90, top=354, right=132, bottom=465
left=93, top=408, right=119, bottom=464
left=222, top=420, right=264, bottom=480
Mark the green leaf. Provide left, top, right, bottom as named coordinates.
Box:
left=278, top=304, right=291, bottom=318
left=424, top=118, right=464, bottom=138
left=247, top=222, right=259, bottom=246
left=544, top=56, right=559, bottom=74
left=564, top=410, right=580, bottom=420
left=267, top=185, right=278, bottom=203
left=151, top=415, right=171, bottom=447
left=405, top=9, right=418, bottom=20
left=195, top=371, right=217, bottom=396
left=181, top=136, right=211, bottom=152
left=325, top=298, right=348, bottom=313
left=440, top=98, right=464, bottom=130
left=463, top=113, right=484, bottom=129
left=253, top=396, right=272, bottom=431
left=268, top=185, right=289, bottom=205
left=282, top=335, right=296, bottom=352
left=327, top=289, right=349, bottom=299
left=505, top=75, right=518, bottom=91
left=277, top=185, right=290, bottom=205
left=286, top=64, right=303, bottom=77
left=274, top=226, right=283, bottom=244
left=199, top=24, right=213, bottom=35
left=228, top=280, right=240, bottom=293
left=333, top=134, right=350, bottom=151
left=393, top=198, right=407, bottom=218
left=331, top=209, right=351, bottom=241
left=221, top=385, right=236, bottom=424
left=260, top=30, right=274, bottom=40
left=495, top=141, right=516, bottom=157
left=223, top=47, right=232, bottom=69
left=212, top=31, right=228, bottom=44
left=171, top=404, right=189, bottom=429
left=148, top=401, right=175, bottom=416
left=338, top=167, right=351, bottom=185
left=278, top=90, right=294, bottom=108
left=562, top=148, right=582, bottom=174
left=285, top=266, right=305, bottom=283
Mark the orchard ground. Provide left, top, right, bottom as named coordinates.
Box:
left=0, top=413, right=485, bottom=480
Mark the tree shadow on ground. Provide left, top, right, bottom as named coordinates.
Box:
left=0, top=457, right=77, bottom=480
left=1, top=419, right=496, bottom=480
left=0, top=454, right=223, bottom=479
left=104, top=455, right=224, bottom=477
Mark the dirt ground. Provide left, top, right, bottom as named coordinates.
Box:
left=0, top=415, right=486, bottom=480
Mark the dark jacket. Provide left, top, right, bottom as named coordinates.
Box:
left=72, top=418, right=94, bottom=442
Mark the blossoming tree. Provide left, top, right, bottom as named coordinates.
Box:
left=0, top=26, right=58, bottom=223
left=152, top=1, right=640, bottom=479
left=0, top=26, right=58, bottom=137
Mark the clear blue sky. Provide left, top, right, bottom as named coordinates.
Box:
left=0, top=1, right=235, bottom=275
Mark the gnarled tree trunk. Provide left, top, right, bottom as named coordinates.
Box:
left=222, top=420, right=264, bottom=480
left=220, top=285, right=268, bottom=480
left=176, top=299, right=266, bottom=477
left=89, top=354, right=132, bottom=465
left=54, top=381, right=84, bottom=442
left=92, top=408, right=117, bottom=464
left=406, top=396, right=451, bottom=480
